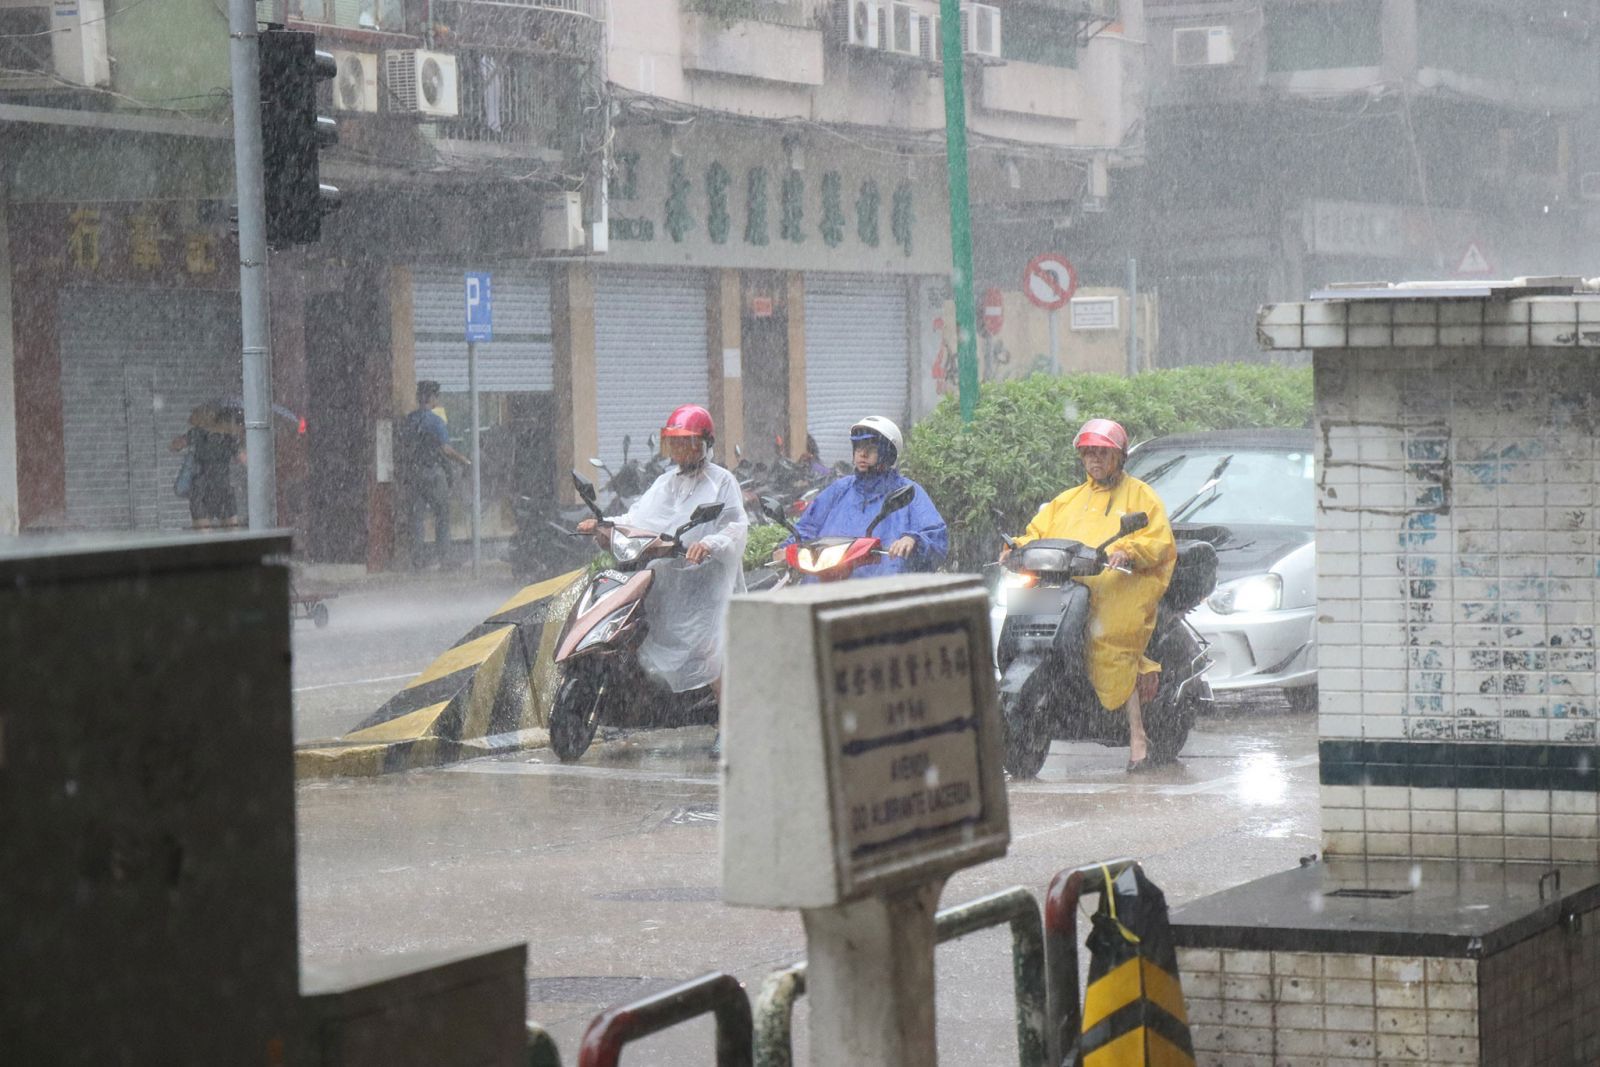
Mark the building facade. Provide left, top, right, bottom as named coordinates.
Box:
left=1, top=0, right=1146, bottom=562
left=1120, top=0, right=1599, bottom=367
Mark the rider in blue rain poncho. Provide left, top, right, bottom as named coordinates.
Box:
left=774, top=416, right=949, bottom=579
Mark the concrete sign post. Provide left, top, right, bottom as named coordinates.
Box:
left=722, top=575, right=1010, bottom=1066
left=464, top=272, right=492, bottom=577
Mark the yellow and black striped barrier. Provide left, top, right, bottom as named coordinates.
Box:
left=294, top=569, right=585, bottom=778
left=1048, top=860, right=1195, bottom=1067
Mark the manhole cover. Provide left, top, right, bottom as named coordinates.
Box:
left=590, top=886, right=723, bottom=903
left=527, top=976, right=663, bottom=1002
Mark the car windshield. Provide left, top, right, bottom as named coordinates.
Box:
left=1125, top=446, right=1314, bottom=528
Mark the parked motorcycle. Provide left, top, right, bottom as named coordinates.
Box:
left=510, top=434, right=665, bottom=584
left=757, top=485, right=914, bottom=585
left=991, top=512, right=1218, bottom=778
left=546, top=472, right=726, bottom=762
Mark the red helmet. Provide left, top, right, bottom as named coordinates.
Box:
left=661, top=403, right=715, bottom=445
left=1074, top=418, right=1128, bottom=454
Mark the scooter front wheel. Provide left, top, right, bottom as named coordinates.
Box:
left=550, top=664, right=610, bottom=762
left=1000, top=686, right=1053, bottom=780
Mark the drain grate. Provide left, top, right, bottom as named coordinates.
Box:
left=1325, top=888, right=1414, bottom=900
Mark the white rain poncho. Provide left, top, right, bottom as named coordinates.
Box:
left=612, top=461, right=748, bottom=692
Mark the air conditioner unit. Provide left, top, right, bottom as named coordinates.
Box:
left=966, top=3, right=1002, bottom=59
left=330, top=49, right=379, bottom=113
left=0, top=0, right=110, bottom=90
left=887, top=1, right=924, bottom=56
left=834, top=0, right=884, bottom=49
left=384, top=49, right=459, bottom=117
left=1173, top=25, right=1235, bottom=67
left=541, top=191, right=585, bottom=252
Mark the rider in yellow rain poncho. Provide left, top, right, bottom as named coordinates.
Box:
left=1014, top=418, right=1176, bottom=770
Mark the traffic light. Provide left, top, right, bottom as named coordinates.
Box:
left=259, top=28, right=339, bottom=246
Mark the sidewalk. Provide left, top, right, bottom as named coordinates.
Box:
left=292, top=558, right=525, bottom=596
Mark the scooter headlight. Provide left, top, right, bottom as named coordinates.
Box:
left=800, top=543, right=851, bottom=572
left=995, top=571, right=1037, bottom=608
left=610, top=534, right=651, bottom=563
left=1207, top=573, right=1282, bottom=615
left=575, top=605, right=633, bottom=652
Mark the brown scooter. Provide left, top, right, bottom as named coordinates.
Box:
left=547, top=472, right=726, bottom=762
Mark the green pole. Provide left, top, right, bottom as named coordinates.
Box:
left=940, top=0, right=980, bottom=424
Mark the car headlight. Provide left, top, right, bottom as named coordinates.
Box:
left=995, top=571, right=1037, bottom=609
left=1207, top=573, right=1282, bottom=615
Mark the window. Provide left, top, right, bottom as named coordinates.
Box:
left=1001, top=4, right=1078, bottom=70
left=1265, top=0, right=1381, bottom=72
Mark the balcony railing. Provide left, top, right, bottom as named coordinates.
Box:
left=433, top=50, right=569, bottom=150
left=683, top=0, right=819, bottom=30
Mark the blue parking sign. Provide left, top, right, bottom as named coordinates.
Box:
left=465, top=272, right=493, bottom=342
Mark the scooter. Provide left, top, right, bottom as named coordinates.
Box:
left=546, top=471, right=726, bottom=762
left=992, top=512, right=1219, bottom=778
left=758, top=485, right=915, bottom=585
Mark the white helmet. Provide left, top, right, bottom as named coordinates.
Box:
left=849, top=415, right=903, bottom=454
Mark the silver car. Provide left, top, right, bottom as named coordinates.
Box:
left=1124, top=429, right=1318, bottom=711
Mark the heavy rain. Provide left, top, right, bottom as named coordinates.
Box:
left=4, top=1, right=1599, bottom=1064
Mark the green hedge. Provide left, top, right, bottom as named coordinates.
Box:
left=744, top=521, right=791, bottom=570
left=902, top=364, right=1313, bottom=569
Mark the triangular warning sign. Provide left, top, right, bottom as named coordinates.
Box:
left=1456, top=242, right=1493, bottom=276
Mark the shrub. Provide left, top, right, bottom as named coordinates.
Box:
left=902, top=364, right=1313, bottom=569
left=744, top=521, right=791, bottom=571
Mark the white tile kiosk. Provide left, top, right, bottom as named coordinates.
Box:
left=721, top=574, right=1011, bottom=1066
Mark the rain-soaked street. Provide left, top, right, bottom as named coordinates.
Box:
left=293, top=577, right=1317, bottom=1064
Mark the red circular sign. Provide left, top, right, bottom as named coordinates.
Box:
left=1024, top=253, right=1077, bottom=311
left=981, top=287, right=1005, bottom=337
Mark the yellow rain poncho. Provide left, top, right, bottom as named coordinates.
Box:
left=1017, top=473, right=1177, bottom=711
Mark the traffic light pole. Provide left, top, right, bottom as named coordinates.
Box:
left=228, top=0, right=276, bottom=528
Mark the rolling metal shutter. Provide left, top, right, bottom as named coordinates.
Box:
left=412, top=267, right=554, bottom=392
left=802, top=273, right=910, bottom=466
left=593, top=268, right=709, bottom=468
left=58, top=289, right=241, bottom=530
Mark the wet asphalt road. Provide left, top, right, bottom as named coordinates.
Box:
left=294, top=608, right=1318, bottom=1067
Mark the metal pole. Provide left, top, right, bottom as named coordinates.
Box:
left=468, top=340, right=481, bottom=577
left=1125, top=257, right=1139, bottom=377
left=940, top=0, right=980, bottom=424
left=228, top=0, right=275, bottom=529
left=1047, top=310, right=1059, bottom=374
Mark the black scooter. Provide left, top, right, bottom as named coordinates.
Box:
left=992, top=512, right=1218, bottom=778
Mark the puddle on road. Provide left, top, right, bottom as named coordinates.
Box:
left=589, top=886, right=722, bottom=903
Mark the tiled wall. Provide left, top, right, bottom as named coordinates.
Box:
left=1178, top=947, right=1478, bottom=1066
left=1313, top=348, right=1599, bottom=858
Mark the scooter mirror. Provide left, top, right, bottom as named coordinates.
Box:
left=622, top=434, right=631, bottom=462
left=866, top=484, right=917, bottom=537
left=759, top=496, right=789, bottom=525
left=572, top=471, right=598, bottom=505
left=688, top=502, right=725, bottom=527
left=1120, top=511, right=1149, bottom=535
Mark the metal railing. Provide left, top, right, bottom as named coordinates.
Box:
left=752, top=886, right=1049, bottom=1067
left=576, top=972, right=754, bottom=1067
left=1045, top=857, right=1139, bottom=1054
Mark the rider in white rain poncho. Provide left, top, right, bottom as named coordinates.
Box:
left=580, top=404, right=748, bottom=693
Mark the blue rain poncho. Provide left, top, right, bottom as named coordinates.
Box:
left=781, top=470, right=948, bottom=580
